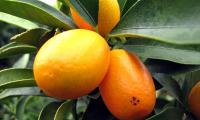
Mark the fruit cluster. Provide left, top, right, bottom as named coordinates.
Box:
left=33, top=1, right=156, bottom=120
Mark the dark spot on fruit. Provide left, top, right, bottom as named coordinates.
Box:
left=132, top=97, right=136, bottom=101
left=130, top=96, right=140, bottom=106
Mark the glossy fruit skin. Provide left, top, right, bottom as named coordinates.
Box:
left=98, top=0, right=120, bottom=37
left=70, top=0, right=120, bottom=37
left=99, top=49, right=156, bottom=120
left=34, top=29, right=110, bottom=100
left=188, top=81, right=200, bottom=119
left=70, top=8, right=94, bottom=31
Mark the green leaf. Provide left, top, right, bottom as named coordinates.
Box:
left=57, top=0, right=70, bottom=15
left=12, top=54, right=30, bottom=68
left=66, top=0, right=98, bottom=26
left=154, top=98, right=170, bottom=114
left=0, top=68, right=36, bottom=90
left=154, top=73, right=183, bottom=105
left=0, top=87, right=41, bottom=99
left=0, top=42, right=36, bottom=59
left=125, top=39, right=200, bottom=65
left=87, top=88, right=100, bottom=99
left=11, top=28, right=48, bottom=46
left=145, top=59, right=200, bottom=75
left=38, top=102, right=62, bottom=120
left=121, top=0, right=137, bottom=16
left=76, top=97, right=89, bottom=118
left=54, top=101, right=74, bottom=120
left=111, top=0, right=200, bottom=45
left=38, top=29, right=56, bottom=48
left=16, top=96, right=32, bottom=120
left=0, top=0, right=75, bottom=29
left=117, top=0, right=127, bottom=13
left=83, top=97, right=115, bottom=120
left=147, top=107, right=184, bottom=120
left=126, top=44, right=200, bottom=65
left=0, top=12, right=39, bottom=29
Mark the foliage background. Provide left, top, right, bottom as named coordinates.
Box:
left=0, top=22, right=49, bottom=120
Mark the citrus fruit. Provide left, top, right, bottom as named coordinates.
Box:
left=188, top=81, right=200, bottom=119
left=99, top=49, right=156, bottom=120
left=98, top=0, right=120, bottom=37
left=70, top=0, right=120, bottom=37
left=70, top=8, right=94, bottom=31
left=34, top=29, right=110, bottom=100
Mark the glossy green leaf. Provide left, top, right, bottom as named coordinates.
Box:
left=111, top=0, right=200, bottom=45
left=16, top=96, right=31, bottom=120
left=117, top=0, right=127, bottom=13
left=66, top=0, right=98, bottom=26
left=121, top=0, right=137, bottom=16
left=154, top=73, right=183, bottom=105
left=125, top=39, right=200, bottom=64
left=0, top=0, right=75, bottom=29
left=0, top=87, right=41, bottom=99
left=126, top=45, right=200, bottom=65
left=0, top=42, right=36, bottom=59
left=11, top=28, right=48, bottom=46
left=57, top=0, right=70, bottom=15
left=83, top=97, right=115, bottom=120
left=54, top=101, right=74, bottom=120
left=12, top=54, right=30, bottom=68
left=0, top=68, right=36, bottom=89
left=145, top=59, right=200, bottom=75
left=154, top=98, right=170, bottom=114
left=38, top=29, right=56, bottom=48
left=38, top=102, right=61, bottom=120
left=147, top=107, right=184, bottom=120
left=76, top=97, right=89, bottom=118
left=87, top=88, right=100, bottom=99
left=0, top=12, right=39, bottom=29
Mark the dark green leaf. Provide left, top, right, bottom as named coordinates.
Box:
left=57, top=0, right=70, bottom=15
left=38, top=102, right=60, bottom=120
left=76, top=97, right=89, bottom=119
left=154, top=73, right=183, bottom=105
left=0, top=42, right=36, bottom=59
left=11, top=28, right=48, bottom=46
left=12, top=54, right=30, bottom=68
left=0, top=12, right=39, bottom=29
left=154, top=98, right=170, bottom=114
left=83, top=97, right=116, bottom=120
left=54, top=101, right=74, bottom=120
left=16, top=96, right=31, bottom=120
left=145, top=59, right=200, bottom=75
left=121, top=0, right=137, bottom=16
left=111, top=0, right=200, bottom=45
left=125, top=39, right=200, bottom=64
left=0, top=0, right=75, bottom=29
left=0, top=68, right=36, bottom=89
left=66, top=0, right=98, bottom=26
left=0, top=87, right=41, bottom=99
left=38, top=29, right=56, bottom=48
left=147, top=107, right=184, bottom=120
left=117, top=0, right=127, bottom=13
left=87, top=88, right=100, bottom=99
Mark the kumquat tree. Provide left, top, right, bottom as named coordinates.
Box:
left=0, top=0, right=200, bottom=120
